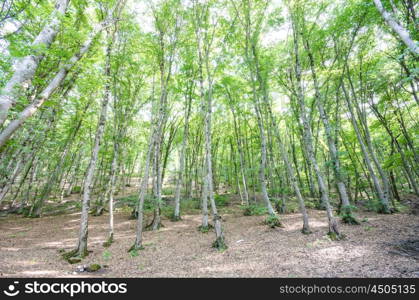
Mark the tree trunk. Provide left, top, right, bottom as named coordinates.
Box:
left=373, top=0, right=419, bottom=55
left=291, top=16, right=340, bottom=237
left=0, top=7, right=117, bottom=148
left=0, top=0, right=70, bottom=126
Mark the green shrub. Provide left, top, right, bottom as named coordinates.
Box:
left=242, top=204, right=267, bottom=216
left=198, top=224, right=213, bottom=233
left=129, top=249, right=139, bottom=257
left=214, top=194, right=229, bottom=207
left=305, top=200, right=317, bottom=209
left=365, top=199, right=391, bottom=214
left=339, top=205, right=360, bottom=225
left=71, top=186, right=82, bottom=194
left=265, top=214, right=282, bottom=228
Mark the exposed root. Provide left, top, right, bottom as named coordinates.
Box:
left=92, top=206, right=105, bottom=217
left=128, top=244, right=144, bottom=254
left=61, top=248, right=88, bottom=264
left=327, top=231, right=346, bottom=241
left=129, top=208, right=138, bottom=220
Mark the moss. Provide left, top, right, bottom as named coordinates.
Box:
left=170, top=214, right=181, bottom=222
left=102, top=235, right=114, bottom=248
left=242, top=205, right=267, bottom=216
left=62, top=248, right=88, bottom=263
left=62, top=249, right=78, bottom=261
left=301, top=228, right=312, bottom=235
left=214, top=194, right=229, bottom=207
left=342, top=214, right=361, bottom=225
left=87, top=264, right=101, bottom=272
left=265, top=215, right=282, bottom=228
left=128, top=244, right=144, bottom=256
left=377, top=203, right=392, bottom=214
left=340, top=206, right=360, bottom=225
left=198, top=224, right=213, bottom=233
left=67, top=257, right=82, bottom=264
left=327, top=232, right=346, bottom=241
left=212, top=237, right=227, bottom=251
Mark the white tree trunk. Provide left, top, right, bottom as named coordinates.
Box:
left=0, top=10, right=116, bottom=148
left=76, top=73, right=111, bottom=257
left=341, top=82, right=390, bottom=213
left=292, top=19, right=340, bottom=236
left=373, top=0, right=419, bottom=55
left=0, top=0, right=70, bottom=126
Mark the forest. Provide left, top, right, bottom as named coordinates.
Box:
left=0, top=0, right=418, bottom=278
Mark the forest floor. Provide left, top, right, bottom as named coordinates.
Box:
left=0, top=195, right=418, bottom=278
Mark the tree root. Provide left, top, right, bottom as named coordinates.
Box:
left=170, top=214, right=181, bottom=222
left=301, top=227, right=312, bottom=235
left=212, top=237, right=227, bottom=251
left=377, top=203, right=392, bottom=214
left=340, top=206, right=360, bottom=225
left=198, top=224, right=213, bottom=233
left=327, top=231, right=346, bottom=241
left=341, top=214, right=360, bottom=225
left=92, top=206, right=105, bottom=217
left=102, top=234, right=114, bottom=248
left=62, top=248, right=88, bottom=264
left=128, top=244, right=144, bottom=257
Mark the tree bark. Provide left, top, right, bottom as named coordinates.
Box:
left=373, top=0, right=419, bottom=55
left=0, top=0, right=70, bottom=126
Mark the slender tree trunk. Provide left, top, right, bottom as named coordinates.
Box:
left=340, top=82, right=390, bottom=213
left=373, top=0, right=419, bottom=55
left=291, top=16, right=340, bottom=237
left=72, top=23, right=116, bottom=258
left=301, top=35, right=357, bottom=223
left=0, top=0, right=70, bottom=126
left=173, top=92, right=192, bottom=220
left=0, top=7, right=118, bottom=148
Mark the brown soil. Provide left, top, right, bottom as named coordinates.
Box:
left=0, top=205, right=418, bottom=277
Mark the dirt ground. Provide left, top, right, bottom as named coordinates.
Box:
left=0, top=204, right=418, bottom=278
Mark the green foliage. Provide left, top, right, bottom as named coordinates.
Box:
left=242, top=204, right=267, bottom=216
left=198, top=224, right=213, bottom=233
left=364, top=199, right=391, bottom=214
left=87, top=264, right=101, bottom=272
left=340, top=205, right=360, bottom=225
left=264, top=215, right=282, bottom=228
left=102, top=250, right=112, bottom=260
left=214, top=194, right=230, bottom=207
left=129, top=249, right=139, bottom=258
left=212, top=237, right=228, bottom=252
left=71, top=186, right=82, bottom=194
